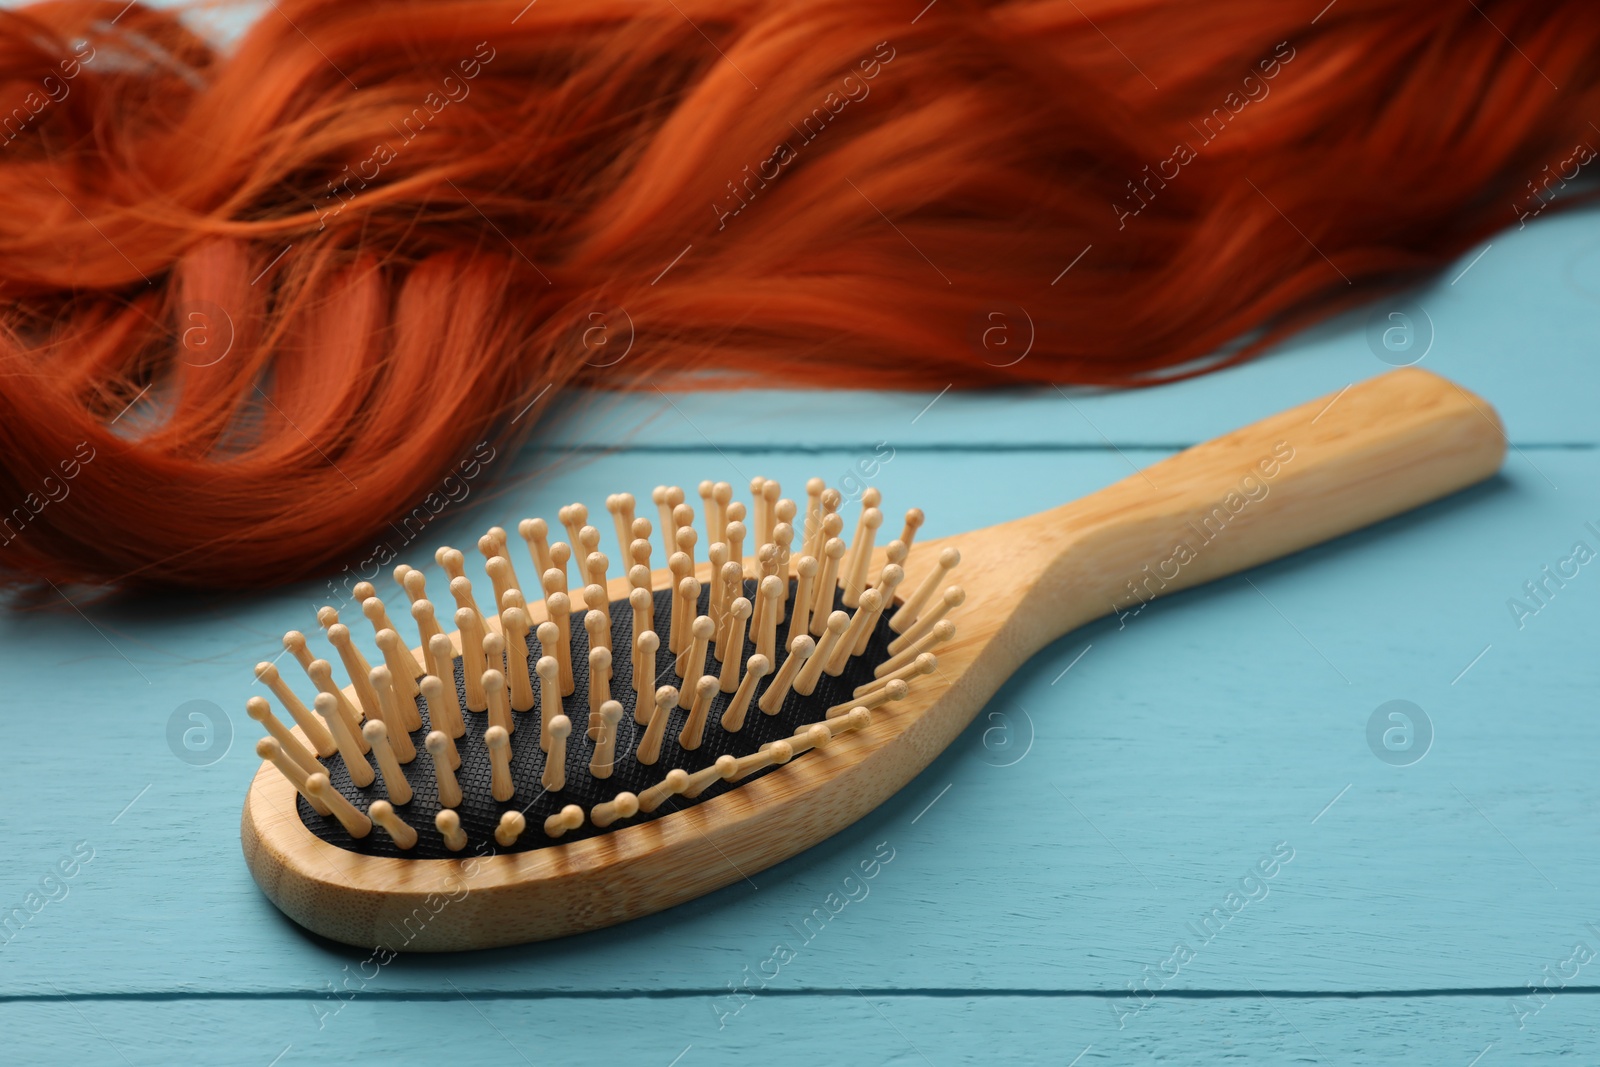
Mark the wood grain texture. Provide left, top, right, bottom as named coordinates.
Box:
left=240, top=370, right=1507, bottom=950
left=3, top=993, right=1591, bottom=1066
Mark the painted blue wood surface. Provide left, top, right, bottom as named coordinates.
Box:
left=2, top=439, right=1597, bottom=1017
left=0, top=7, right=1595, bottom=1048
left=4, top=993, right=1593, bottom=1066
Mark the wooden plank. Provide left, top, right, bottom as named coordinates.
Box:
left=2, top=992, right=1590, bottom=1065
left=1, top=445, right=1593, bottom=994
left=537, top=207, right=1600, bottom=450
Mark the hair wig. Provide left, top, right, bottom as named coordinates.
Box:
left=0, top=0, right=1594, bottom=588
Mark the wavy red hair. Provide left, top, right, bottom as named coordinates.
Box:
left=0, top=0, right=1594, bottom=588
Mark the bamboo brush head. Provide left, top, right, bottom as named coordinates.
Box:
left=241, top=478, right=961, bottom=947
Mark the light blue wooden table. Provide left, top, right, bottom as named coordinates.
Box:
left=4, top=138, right=1600, bottom=1065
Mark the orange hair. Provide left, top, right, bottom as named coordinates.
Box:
left=0, top=0, right=1593, bottom=588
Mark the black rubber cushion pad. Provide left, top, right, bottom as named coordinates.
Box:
left=297, top=580, right=898, bottom=858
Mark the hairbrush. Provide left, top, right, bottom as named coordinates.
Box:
left=240, top=368, right=1503, bottom=950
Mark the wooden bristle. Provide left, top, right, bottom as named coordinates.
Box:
left=629, top=587, right=654, bottom=654
left=790, top=555, right=820, bottom=639
left=674, top=576, right=701, bottom=665
left=282, top=630, right=313, bottom=671
left=254, top=661, right=335, bottom=758
left=558, top=503, right=588, bottom=554
left=841, top=506, right=883, bottom=608
left=828, top=678, right=908, bottom=719
left=545, top=804, right=584, bottom=839
left=591, top=792, right=638, bottom=829
left=486, top=725, right=514, bottom=802
left=369, top=665, right=416, bottom=761
left=855, top=652, right=938, bottom=698
left=361, top=595, right=398, bottom=642
left=368, top=801, right=417, bottom=849
left=584, top=602, right=610, bottom=658
left=590, top=700, right=624, bottom=778
left=452, top=608, right=484, bottom=711
left=412, top=600, right=445, bottom=677
left=785, top=723, right=833, bottom=757
left=485, top=555, right=518, bottom=613
left=638, top=768, right=690, bottom=813
left=327, top=623, right=381, bottom=722
left=712, top=482, right=733, bottom=543
left=586, top=647, right=612, bottom=737
left=719, top=652, right=769, bottom=733
left=308, top=773, right=371, bottom=838
left=706, top=542, right=730, bottom=637
left=307, top=662, right=368, bottom=753
left=725, top=519, right=745, bottom=573
left=314, top=692, right=372, bottom=783
left=809, top=538, right=847, bottom=637
left=678, top=615, right=715, bottom=709
left=852, top=565, right=902, bottom=656
left=449, top=575, right=485, bottom=628
left=827, top=589, right=882, bottom=676
left=518, top=517, right=553, bottom=581
left=891, top=546, right=961, bottom=633
left=485, top=668, right=512, bottom=736
left=257, top=737, right=331, bottom=815
left=682, top=755, right=739, bottom=799
left=363, top=719, right=413, bottom=804
left=374, top=628, right=420, bottom=707
left=401, top=567, right=427, bottom=605
left=547, top=542, right=572, bottom=593
left=542, top=715, right=571, bottom=791
left=678, top=675, right=719, bottom=751
left=426, top=732, right=464, bottom=808
left=636, top=686, right=676, bottom=766
left=758, top=635, right=814, bottom=715
left=546, top=592, right=574, bottom=695
left=830, top=706, right=873, bottom=737
left=720, top=601, right=755, bottom=694
left=666, top=553, right=691, bottom=653
left=632, top=631, right=660, bottom=724
left=795, top=612, right=848, bottom=695
left=424, top=642, right=465, bottom=736
left=733, top=739, right=793, bottom=781
left=755, top=574, right=783, bottom=662
left=899, top=507, right=925, bottom=551
left=436, top=547, right=466, bottom=582
left=888, top=586, right=967, bottom=656
left=876, top=619, right=955, bottom=677
left=496, top=811, right=527, bottom=847
left=675, top=520, right=697, bottom=577
left=578, top=528, right=603, bottom=584
left=435, top=808, right=468, bottom=851
left=503, top=606, right=535, bottom=712
left=536, top=653, right=562, bottom=751
left=606, top=493, right=636, bottom=561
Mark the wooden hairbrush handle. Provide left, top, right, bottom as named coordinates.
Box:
left=968, top=368, right=1506, bottom=656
